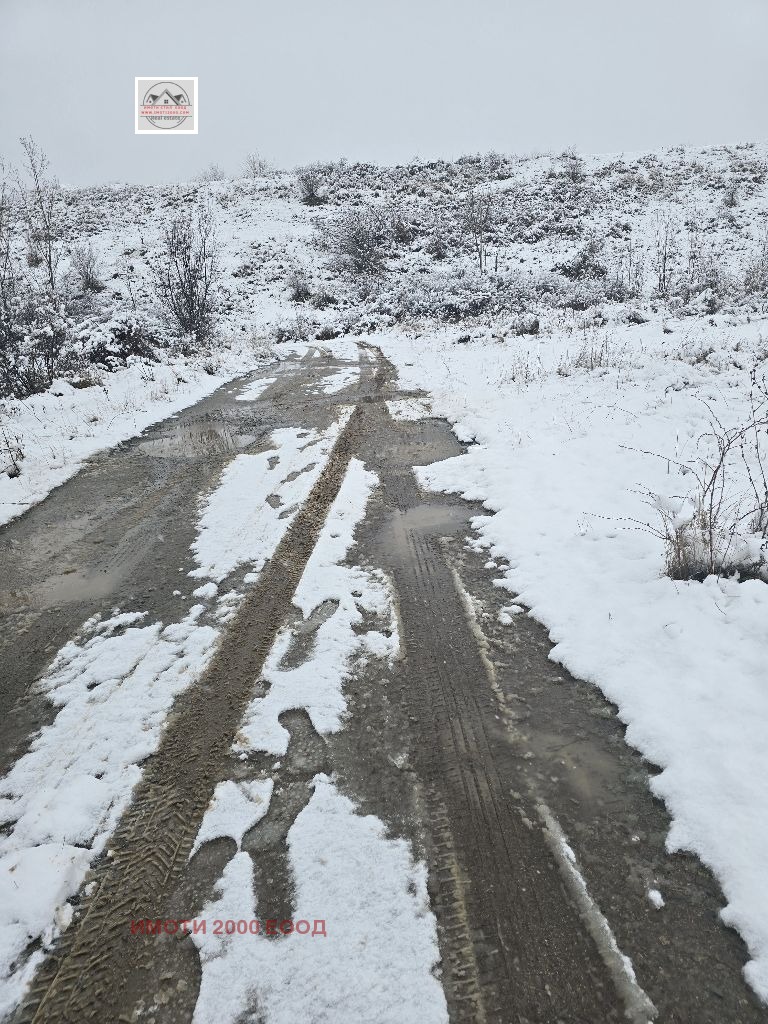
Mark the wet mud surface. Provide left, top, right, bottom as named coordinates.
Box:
left=2, top=347, right=765, bottom=1023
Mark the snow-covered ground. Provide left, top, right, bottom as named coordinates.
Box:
left=368, top=317, right=768, bottom=1001
left=192, top=776, right=445, bottom=1024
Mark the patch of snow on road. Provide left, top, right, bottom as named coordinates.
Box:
left=386, top=397, right=432, bottom=420
left=648, top=889, right=665, bottom=910
left=191, top=410, right=352, bottom=583
left=314, top=365, right=359, bottom=395
left=235, top=376, right=277, bottom=401
left=192, top=774, right=447, bottom=1024
left=234, top=457, right=398, bottom=756
left=538, top=802, right=657, bottom=1023
left=0, top=606, right=219, bottom=1016
left=190, top=779, right=274, bottom=857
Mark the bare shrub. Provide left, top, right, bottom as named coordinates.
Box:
left=286, top=267, right=312, bottom=302
left=559, top=149, right=586, bottom=182
left=1, top=163, right=78, bottom=397
left=0, top=416, right=24, bottom=479
left=0, top=168, right=23, bottom=382
left=71, top=242, right=104, bottom=292
left=651, top=210, right=679, bottom=297
left=609, top=236, right=645, bottom=299
left=745, top=258, right=768, bottom=297
left=558, top=334, right=625, bottom=375
left=641, top=382, right=768, bottom=580
left=153, top=205, right=220, bottom=347
left=242, top=152, right=272, bottom=178
left=296, top=164, right=328, bottom=206
left=196, top=163, right=225, bottom=183
left=744, top=224, right=768, bottom=296
left=322, top=206, right=390, bottom=276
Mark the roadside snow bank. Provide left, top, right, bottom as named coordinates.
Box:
left=379, top=322, right=768, bottom=1001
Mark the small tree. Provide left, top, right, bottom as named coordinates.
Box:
left=15, top=136, right=62, bottom=293
left=652, top=210, right=679, bottom=297
left=196, top=163, right=225, bottom=183
left=460, top=189, right=497, bottom=273
left=0, top=167, right=25, bottom=393
left=154, top=206, right=220, bottom=347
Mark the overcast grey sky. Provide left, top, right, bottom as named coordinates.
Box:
left=1, top=0, right=766, bottom=185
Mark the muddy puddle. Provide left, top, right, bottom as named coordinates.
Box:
left=137, top=422, right=257, bottom=458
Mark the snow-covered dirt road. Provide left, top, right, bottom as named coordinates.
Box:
left=1, top=347, right=766, bottom=1023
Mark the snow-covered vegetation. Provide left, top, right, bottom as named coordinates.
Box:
left=3, top=137, right=768, bottom=569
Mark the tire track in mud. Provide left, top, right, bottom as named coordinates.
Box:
left=359, top=395, right=631, bottom=1024
left=16, top=403, right=366, bottom=1024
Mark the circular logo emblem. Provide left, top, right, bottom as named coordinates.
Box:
left=139, top=81, right=193, bottom=130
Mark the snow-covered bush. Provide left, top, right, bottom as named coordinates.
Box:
left=552, top=236, right=608, bottom=281
left=296, top=164, right=329, bottom=206
left=70, top=242, right=104, bottom=293
left=241, top=152, right=273, bottom=178
left=272, top=313, right=314, bottom=343
left=375, top=265, right=531, bottom=323
left=76, top=315, right=158, bottom=369
left=0, top=295, right=84, bottom=398
left=322, top=206, right=391, bottom=276
left=286, top=267, right=312, bottom=302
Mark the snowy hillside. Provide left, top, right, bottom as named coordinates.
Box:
left=2, top=141, right=767, bottom=525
